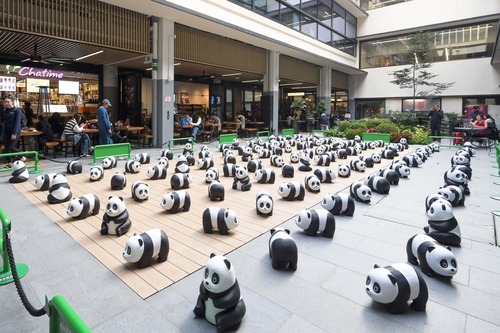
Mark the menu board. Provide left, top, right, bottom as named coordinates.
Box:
left=0, top=76, right=16, bottom=91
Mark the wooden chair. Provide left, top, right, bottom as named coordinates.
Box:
left=139, top=126, right=154, bottom=147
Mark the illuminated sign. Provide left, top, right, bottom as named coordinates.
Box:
left=18, top=67, right=64, bottom=79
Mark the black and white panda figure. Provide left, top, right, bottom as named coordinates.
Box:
left=247, top=159, right=263, bottom=173
left=101, top=196, right=132, bottom=237
left=232, top=165, right=252, bottom=191
left=270, top=155, right=285, bottom=167
left=438, top=185, right=465, bottom=207
left=289, top=152, right=300, bottom=164
left=208, top=181, right=225, bottom=201
left=371, top=152, right=382, bottom=164
left=378, top=169, right=400, bottom=185
left=278, top=182, right=305, bottom=201
left=391, top=163, right=411, bottom=178
left=298, top=151, right=312, bottom=172
left=296, top=209, right=336, bottom=238
left=425, top=199, right=461, bottom=246
left=202, top=208, right=239, bottom=235
left=254, top=169, right=276, bottom=184
left=241, top=146, right=253, bottom=162
left=198, top=150, right=213, bottom=159
left=182, top=142, right=194, bottom=156
left=365, top=263, right=428, bottom=314
left=160, top=149, right=174, bottom=160
left=146, top=165, right=167, bottom=180
left=313, top=168, right=336, bottom=183
left=350, top=181, right=372, bottom=204
left=89, top=165, right=104, bottom=182
left=66, top=194, right=100, bottom=219
left=102, top=156, right=117, bottom=169
left=359, top=156, right=375, bottom=168
left=205, top=167, right=220, bottom=183
left=223, top=163, right=237, bottom=177
left=9, top=160, right=29, bottom=183
left=350, top=159, right=367, bottom=172
left=338, top=164, right=351, bottom=178
left=125, top=160, right=142, bottom=174
left=281, top=164, right=295, bottom=178
left=111, top=172, right=127, bottom=190
left=47, top=174, right=72, bottom=204
left=313, top=154, right=331, bottom=166
left=123, top=229, right=169, bottom=269
left=268, top=227, right=297, bottom=270
left=170, top=173, right=193, bottom=190
left=223, top=154, right=237, bottom=165
left=174, top=155, right=190, bottom=174
left=406, top=234, right=457, bottom=278
left=158, top=157, right=169, bottom=169
left=444, top=167, right=469, bottom=195
left=33, top=173, right=56, bottom=191
left=304, top=174, right=321, bottom=193
left=134, top=152, right=150, bottom=164
left=193, top=253, right=246, bottom=332
left=321, top=192, right=355, bottom=216
left=256, top=191, right=273, bottom=216
left=66, top=160, right=83, bottom=174
left=160, top=190, right=191, bottom=213
left=197, top=158, right=214, bottom=170
left=365, top=175, right=391, bottom=194
left=131, top=180, right=149, bottom=202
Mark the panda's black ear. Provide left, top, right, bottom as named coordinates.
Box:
left=388, top=274, right=397, bottom=285
left=374, top=264, right=380, bottom=268
left=138, top=239, right=143, bottom=246
left=210, top=253, right=216, bottom=258
left=224, top=259, right=231, bottom=270
left=427, top=246, right=436, bottom=253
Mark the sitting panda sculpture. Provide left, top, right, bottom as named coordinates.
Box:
left=365, top=263, right=428, bottom=314
left=268, top=227, right=297, bottom=271
left=193, top=253, right=246, bottom=332
left=47, top=174, right=72, bottom=204
left=123, top=229, right=169, bottom=268
left=296, top=208, right=336, bottom=238
left=101, top=196, right=132, bottom=237
left=66, top=194, right=100, bottom=219
left=9, top=160, right=29, bottom=183
left=406, top=234, right=457, bottom=278
left=161, top=190, right=191, bottom=213
left=424, top=198, right=461, bottom=246
left=202, top=207, right=239, bottom=235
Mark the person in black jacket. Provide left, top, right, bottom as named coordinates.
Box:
left=428, top=104, right=444, bottom=137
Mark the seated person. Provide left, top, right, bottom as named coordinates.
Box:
left=62, top=113, right=92, bottom=157
left=31, top=115, right=53, bottom=151
left=188, top=113, right=202, bottom=139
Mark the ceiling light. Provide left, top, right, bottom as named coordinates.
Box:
left=75, top=50, right=103, bottom=61
left=221, top=72, right=242, bottom=77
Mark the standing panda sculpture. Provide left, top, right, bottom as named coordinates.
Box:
left=160, top=190, right=191, bottom=213
left=406, top=234, right=457, bottom=278
left=278, top=182, right=305, bottom=201
left=268, top=227, right=297, bottom=271
left=131, top=181, right=149, bottom=202
left=66, top=161, right=83, bottom=174
left=102, top=156, right=117, bottom=169
left=424, top=199, right=461, bottom=246
left=208, top=181, right=225, bottom=201
left=125, top=160, right=142, bottom=174
left=9, top=160, right=29, bottom=183
left=193, top=253, right=246, bottom=333
left=47, top=174, right=72, bottom=204
left=256, top=191, right=273, bottom=216
left=89, top=165, right=104, bottom=182
left=33, top=173, right=56, bottom=191
left=123, top=229, right=169, bottom=269
left=321, top=192, right=355, bottom=216
left=101, top=196, right=132, bottom=236
left=202, top=207, right=239, bottom=235
left=110, top=172, right=127, bottom=190
left=66, top=194, right=100, bottom=219
left=365, top=263, right=428, bottom=314
left=296, top=209, right=336, bottom=238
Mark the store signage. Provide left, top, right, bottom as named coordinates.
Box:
left=18, top=66, right=64, bottom=79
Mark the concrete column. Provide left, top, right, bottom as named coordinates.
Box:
left=102, top=65, right=118, bottom=123
left=318, top=67, right=332, bottom=116
left=153, top=18, right=175, bottom=147
left=262, top=50, right=279, bottom=135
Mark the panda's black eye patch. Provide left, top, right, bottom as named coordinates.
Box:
left=212, top=273, right=219, bottom=284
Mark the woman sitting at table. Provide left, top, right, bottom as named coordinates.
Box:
left=62, top=113, right=92, bottom=157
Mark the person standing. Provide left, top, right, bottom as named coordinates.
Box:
left=97, top=99, right=113, bottom=145
left=428, top=104, right=444, bottom=138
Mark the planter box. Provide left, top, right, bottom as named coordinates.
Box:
left=362, top=132, right=391, bottom=143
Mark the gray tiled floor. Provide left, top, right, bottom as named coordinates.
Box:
left=1, top=142, right=500, bottom=332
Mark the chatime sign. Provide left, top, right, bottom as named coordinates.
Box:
left=18, top=66, right=64, bottom=79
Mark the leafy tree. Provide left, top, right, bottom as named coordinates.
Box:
left=390, top=31, right=454, bottom=112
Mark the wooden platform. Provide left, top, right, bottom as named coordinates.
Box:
left=13, top=145, right=402, bottom=299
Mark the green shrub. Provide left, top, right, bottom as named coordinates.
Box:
left=375, top=122, right=400, bottom=134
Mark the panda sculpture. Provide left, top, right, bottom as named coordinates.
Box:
left=102, top=156, right=117, bottom=169
left=47, top=174, right=72, bottom=204
left=281, top=164, right=294, bottom=178
left=232, top=166, right=252, bottom=191
left=101, top=196, right=132, bottom=236
left=268, top=227, right=297, bottom=271
left=131, top=180, right=149, bottom=202
left=125, top=160, right=142, bottom=174
left=202, top=207, right=239, bottom=235
left=254, top=169, right=275, bottom=184
left=66, top=194, right=100, bottom=219
left=111, top=172, right=127, bottom=190
left=321, top=192, right=355, bottom=216
left=170, top=173, right=192, bottom=190
left=160, top=149, right=174, bottom=160
left=424, top=199, right=461, bottom=246
left=365, top=263, right=428, bottom=314
left=146, top=165, right=167, bottom=180
left=175, top=155, right=190, bottom=174
left=406, top=234, right=457, bottom=278
left=134, top=152, right=150, bottom=164
left=205, top=167, right=220, bottom=183
left=350, top=181, right=372, bottom=204
left=365, top=175, right=391, bottom=194
left=350, top=159, right=367, bottom=172
left=66, top=160, right=83, bottom=174
left=289, top=152, right=300, bottom=164
left=9, top=160, right=29, bottom=183
left=89, top=165, right=104, bottom=182
left=278, top=182, right=305, bottom=201
left=304, top=174, right=321, bottom=193
left=197, top=158, right=214, bottom=170
left=338, top=164, right=351, bottom=178
left=438, top=185, right=465, bottom=207
left=33, top=173, right=56, bottom=191
left=123, top=229, right=169, bottom=269
left=247, top=159, right=263, bottom=173
left=161, top=190, right=191, bottom=213
left=296, top=209, right=336, bottom=238
left=378, top=169, right=400, bottom=185
left=208, top=181, right=225, bottom=201
left=193, top=253, right=246, bottom=332
left=256, top=191, right=273, bottom=216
